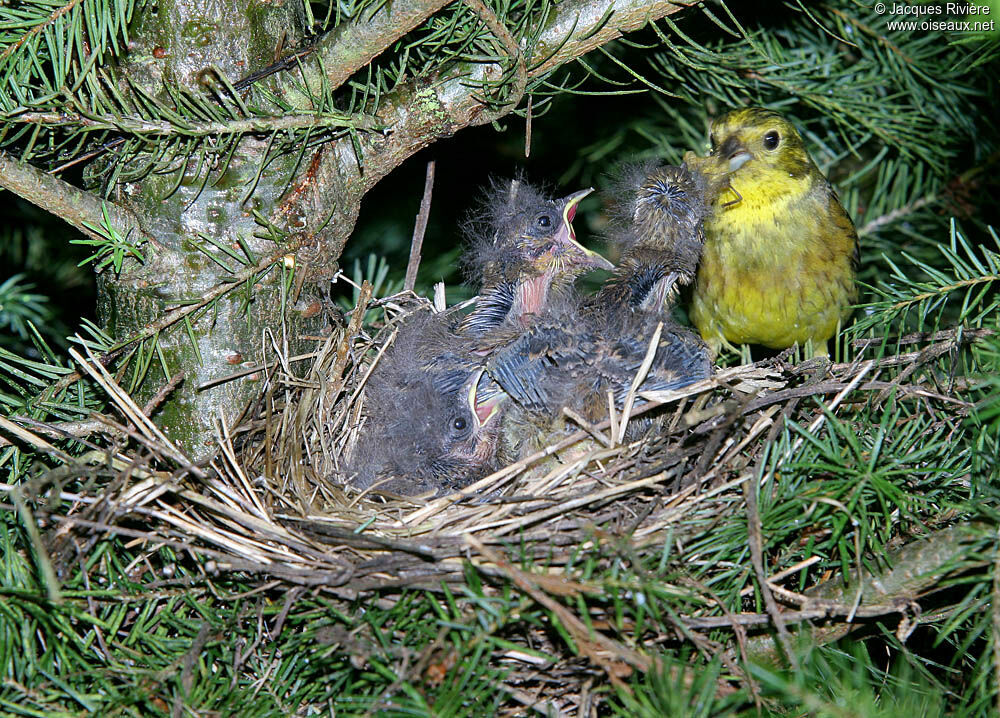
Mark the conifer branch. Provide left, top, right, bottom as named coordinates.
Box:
left=277, top=0, right=690, bottom=257
left=0, top=0, right=84, bottom=64
left=267, top=0, right=455, bottom=104
left=0, top=151, right=156, bottom=247
left=739, top=522, right=989, bottom=667
left=8, top=111, right=382, bottom=136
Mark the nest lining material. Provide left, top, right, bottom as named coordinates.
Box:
left=23, top=278, right=978, bottom=605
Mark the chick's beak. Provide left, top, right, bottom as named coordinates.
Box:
left=682, top=151, right=705, bottom=170
left=555, top=188, right=614, bottom=271
left=468, top=369, right=507, bottom=428
left=683, top=151, right=727, bottom=189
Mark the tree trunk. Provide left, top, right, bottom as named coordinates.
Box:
left=94, top=0, right=324, bottom=455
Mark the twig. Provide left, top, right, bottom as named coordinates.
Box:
left=0, top=415, right=75, bottom=463
left=524, top=96, right=533, bottom=158
left=763, top=360, right=875, bottom=486
left=0, top=0, right=84, bottom=62
left=994, top=525, right=1000, bottom=718
left=9, top=487, right=62, bottom=604
left=743, top=474, right=798, bottom=669
left=270, top=0, right=453, bottom=102
left=277, top=0, right=693, bottom=242
left=873, top=336, right=961, bottom=404
left=858, top=196, right=936, bottom=237
left=433, top=282, right=447, bottom=312
left=324, top=280, right=375, bottom=408
left=681, top=604, right=918, bottom=629
left=405, top=161, right=436, bottom=292
left=0, top=371, right=185, bottom=449
left=856, top=154, right=1000, bottom=237
left=738, top=522, right=988, bottom=666
left=562, top=407, right=612, bottom=448
left=402, top=398, right=672, bottom=526
left=460, top=0, right=528, bottom=123
left=68, top=345, right=204, bottom=479
left=681, top=575, right=761, bottom=709
left=744, top=378, right=973, bottom=414
left=738, top=556, right=822, bottom=597
left=198, top=353, right=318, bottom=391
left=0, top=150, right=158, bottom=248
left=10, top=111, right=380, bottom=137
left=19, top=509, right=353, bottom=585
left=467, top=536, right=652, bottom=683
left=142, top=372, right=187, bottom=416
left=617, top=321, right=662, bottom=444
left=850, top=326, right=992, bottom=350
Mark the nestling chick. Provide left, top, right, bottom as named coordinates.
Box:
left=460, top=179, right=613, bottom=336
left=485, top=293, right=711, bottom=459
left=347, top=312, right=506, bottom=496
left=600, top=162, right=715, bottom=313
left=684, top=108, right=858, bottom=358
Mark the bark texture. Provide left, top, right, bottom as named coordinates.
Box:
left=94, top=0, right=320, bottom=453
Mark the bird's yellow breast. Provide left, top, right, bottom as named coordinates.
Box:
left=691, top=174, right=857, bottom=354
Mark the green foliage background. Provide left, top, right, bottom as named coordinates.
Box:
left=2, top=0, right=1000, bottom=715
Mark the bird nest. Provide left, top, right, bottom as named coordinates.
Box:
left=24, top=281, right=984, bottom=701
left=223, top=286, right=789, bottom=580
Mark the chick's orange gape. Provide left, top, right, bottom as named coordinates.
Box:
left=685, top=108, right=858, bottom=358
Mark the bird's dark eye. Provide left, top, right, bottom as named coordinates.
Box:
left=763, top=130, right=780, bottom=150
left=535, top=213, right=552, bottom=230
left=452, top=416, right=468, bottom=432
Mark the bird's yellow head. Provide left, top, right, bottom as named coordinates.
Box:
left=684, top=108, right=818, bottom=208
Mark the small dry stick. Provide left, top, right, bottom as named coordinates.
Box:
left=738, top=556, right=822, bottom=597
left=524, top=96, right=533, bottom=158
left=562, top=407, right=612, bottom=448
left=405, top=160, right=436, bottom=292
left=467, top=536, right=652, bottom=682
left=433, top=282, right=447, bottom=312
left=2, top=369, right=187, bottom=448
left=617, top=321, right=662, bottom=444
left=606, top=390, right=619, bottom=444
left=744, top=474, right=798, bottom=670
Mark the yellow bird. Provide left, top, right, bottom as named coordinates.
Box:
left=684, top=108, right=858, bottom=358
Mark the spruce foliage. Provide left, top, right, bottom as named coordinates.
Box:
left=2, top=0, right=999, bottom=714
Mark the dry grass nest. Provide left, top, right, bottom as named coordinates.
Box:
left=21, top=279, right=987, bottom=693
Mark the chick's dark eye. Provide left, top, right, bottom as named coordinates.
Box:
left=763, top=130, right=780, bottom=150
left=535, top=213, right=552, bottom=229
left=452, top=416, right=467, bottom=432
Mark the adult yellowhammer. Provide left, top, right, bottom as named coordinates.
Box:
left=684, top=108, right=858, bottom=358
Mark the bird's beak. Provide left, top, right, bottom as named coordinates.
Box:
left=555, top=188, right=614, bottom=271
left=715, top=136, right=751, bottom=173
left=684, top=150, right=744, bottom=207
left=468, top=369, right=506, bottom=428
left=728, top=151, right=751, bottom=172
left=562, top=187, right=592, bottom=226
